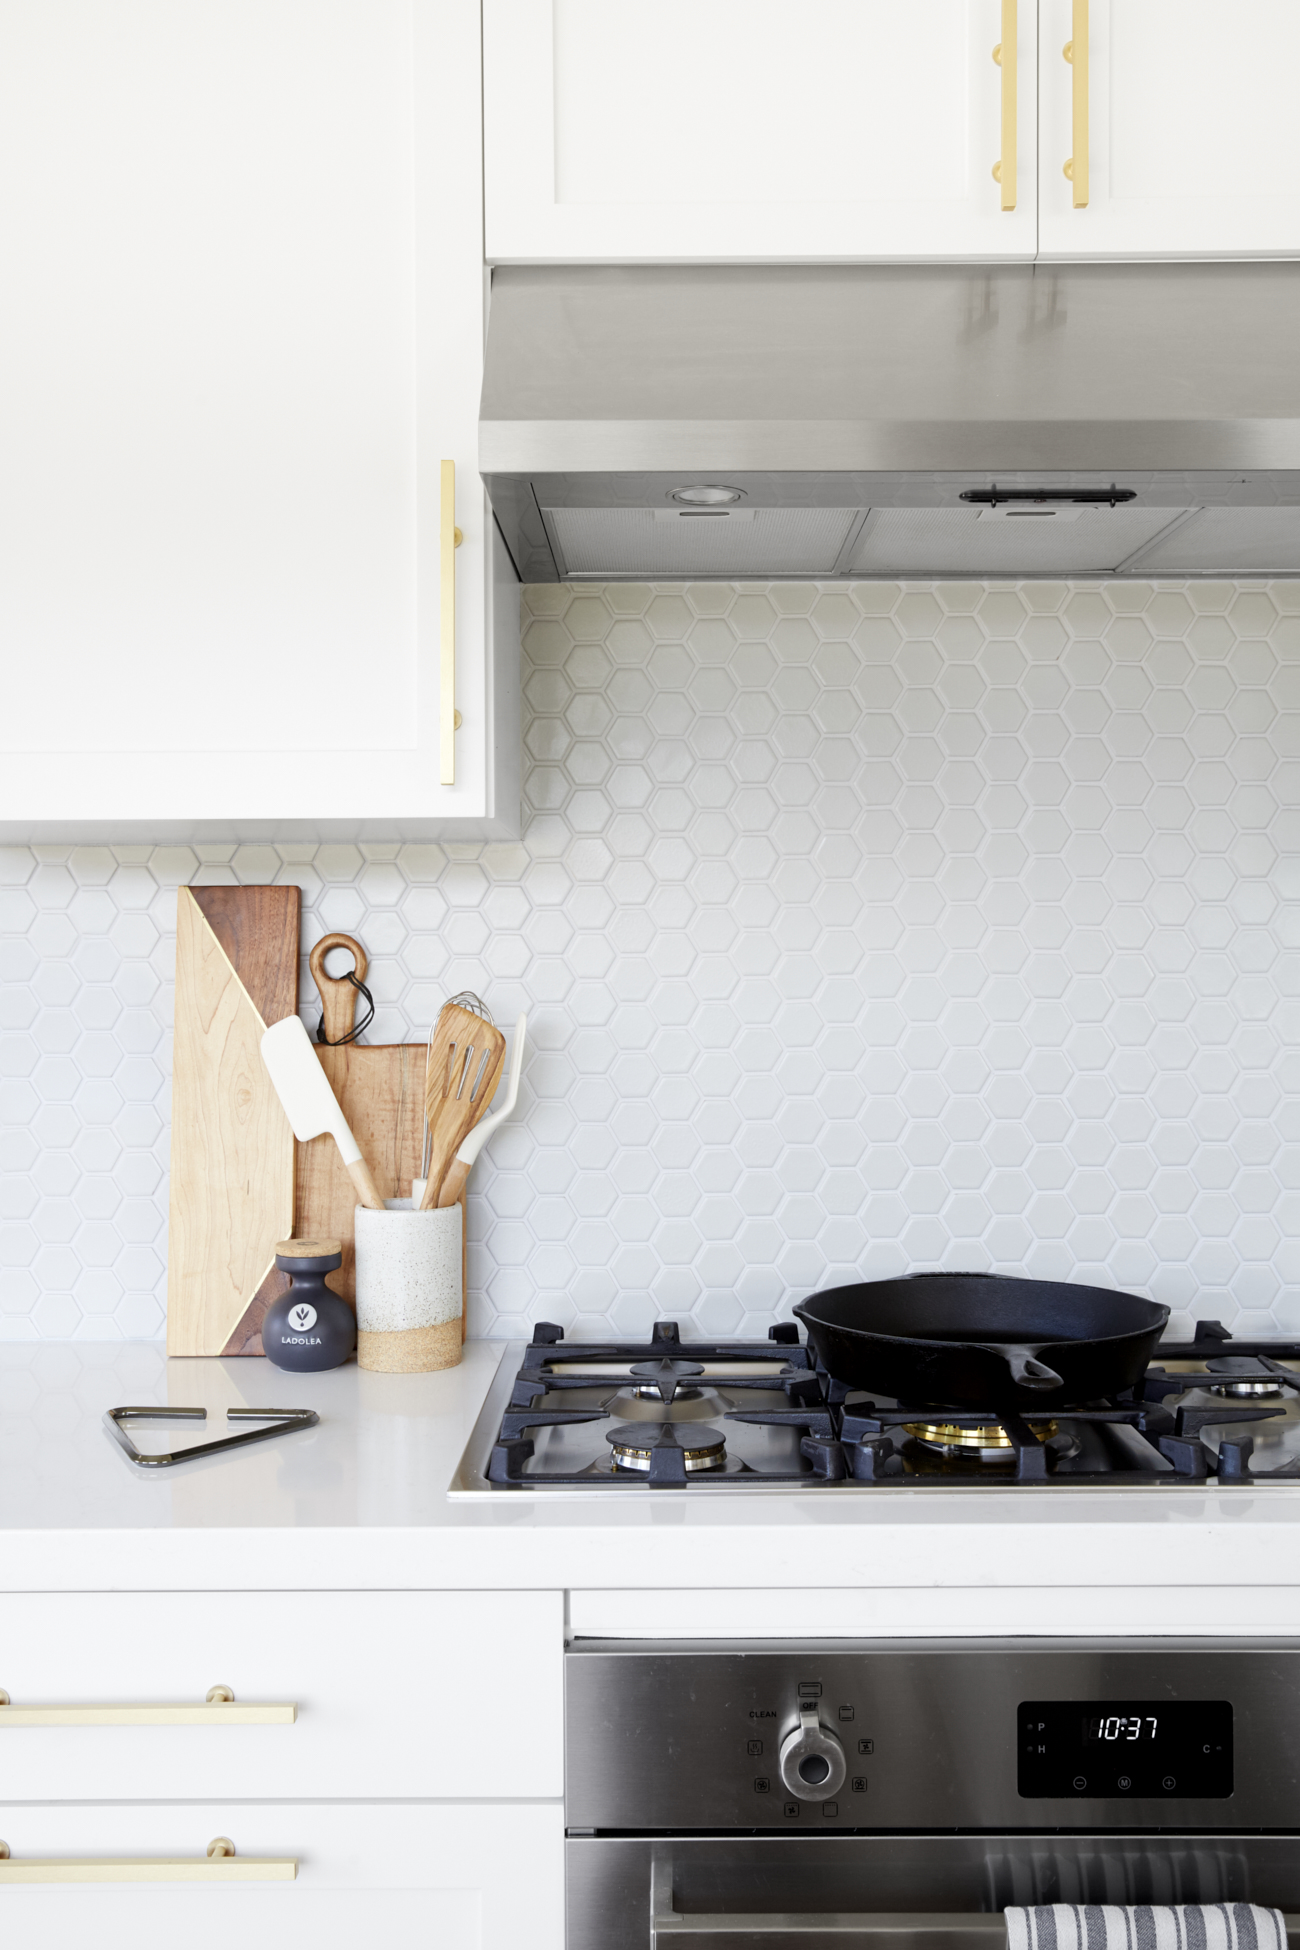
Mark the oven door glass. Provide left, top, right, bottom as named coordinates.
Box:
left=567, top=1839, right=1300, bottom=1950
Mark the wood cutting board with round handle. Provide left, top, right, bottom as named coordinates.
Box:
left=309, top=931, right=371, bottom=1045
left=291, top=934, right=428, bottom=1315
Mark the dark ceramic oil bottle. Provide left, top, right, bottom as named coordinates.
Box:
left=263, top=1239, right=356, bottom=1371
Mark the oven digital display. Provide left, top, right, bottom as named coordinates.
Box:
left=1018, top=1700, right=1233, bottom=1798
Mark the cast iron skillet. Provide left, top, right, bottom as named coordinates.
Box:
left=792, top=1273, right=1170, bottom=1410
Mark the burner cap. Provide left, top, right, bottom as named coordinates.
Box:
left=628, top=1356, right=706, bottom=1404
left=903, top=1419, right=1056, bottom=1462
left=605, top=1419, right=726, bottom=1473
left=1207, top=1356, right=1284, bottom=1398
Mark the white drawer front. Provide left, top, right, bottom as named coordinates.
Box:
left=0, top=1590, right=561, bottom=1799
left=0, top=1801, right=563, bottom=1950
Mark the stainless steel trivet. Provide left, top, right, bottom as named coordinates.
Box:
left=104, top=1405, right=319, bottom=1469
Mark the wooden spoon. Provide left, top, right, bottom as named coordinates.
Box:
left=417, top=1000, right=507, bottom=1210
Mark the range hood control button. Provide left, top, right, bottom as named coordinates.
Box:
left=779, top=1702, right=846, bottom=1802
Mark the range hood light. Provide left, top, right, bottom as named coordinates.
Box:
left=671, top=485, right=745, bottom=506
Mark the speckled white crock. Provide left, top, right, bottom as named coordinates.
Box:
left=354, top=1202, right=462, bottom=1335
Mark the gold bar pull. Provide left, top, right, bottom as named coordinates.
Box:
left=0, top=1685, right=296, bottom=1727
left=1063, top=0, right=1089, bottom=206
left=440, top=457, right=463, bottom=787
left=0, top=1836, right=297, bottom=1883
left=991, top=0, right=1017, bottom=210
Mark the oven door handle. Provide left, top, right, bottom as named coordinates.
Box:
left=651, top=1870, right=1300, bottom=1950
left=652, top=1913, right=1006, bottom=1950
left=652, top=1859, right=1008, bottom=1950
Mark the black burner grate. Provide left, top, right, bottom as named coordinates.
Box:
left=485, top=1316, right=1300, bottom=1489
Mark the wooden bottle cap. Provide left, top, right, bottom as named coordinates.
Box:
left=275, top=1238, right=342, bottom=1260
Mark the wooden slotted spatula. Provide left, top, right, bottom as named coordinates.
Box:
left=416, top=995, right=507, bottom=1210
left=436, top=1013, right=527, bottom=1209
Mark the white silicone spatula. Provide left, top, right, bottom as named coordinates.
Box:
left=260, top=1015, right=383, bottom=1210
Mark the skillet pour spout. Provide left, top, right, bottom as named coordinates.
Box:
left=792, top=1271, right=1170, bottom=1410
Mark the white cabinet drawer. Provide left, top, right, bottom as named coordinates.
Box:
left=0, top=1800, right=563, bottom=1950
left=0, top=1590, right=562, bottom=1800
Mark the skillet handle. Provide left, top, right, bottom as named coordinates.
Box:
left=1000, top=1345, right=1064, bottom=1391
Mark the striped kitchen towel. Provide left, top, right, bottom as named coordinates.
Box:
left=1006, top=1907, right=1288, bottom=1950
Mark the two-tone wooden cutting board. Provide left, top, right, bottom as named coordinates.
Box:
left=166, top=885, right=300, bottom=1356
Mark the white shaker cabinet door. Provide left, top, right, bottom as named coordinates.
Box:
left=0, top=1802, right=563, bottom=1950
left=484, top=0, right=1038, bottom=262
left=0, top=0, right=517, bottom=841
left=1039, top=0, right=1300, bottom=258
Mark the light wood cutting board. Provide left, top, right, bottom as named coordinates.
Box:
left=166, top=885, right=300, bottom=1357
left=300, top=940, right=478, bottom=1336
left=289, top=935, right=468, bottom=1331
left=295, top=1040, right=428, bottom=1306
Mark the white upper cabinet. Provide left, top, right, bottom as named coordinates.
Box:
left=484, top=0, right=1039, bottom=261
left=0, top=1, right=517, bottom=841
left=488, top=0, right=1300, bottom=268
left=1039, top=0, right=1300, bottom=258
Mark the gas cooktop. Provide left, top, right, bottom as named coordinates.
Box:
left=447, top=1318, right=1300, bottom=1495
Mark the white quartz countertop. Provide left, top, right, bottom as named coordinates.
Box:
left=4, top=1341, right=1300, bottom=1628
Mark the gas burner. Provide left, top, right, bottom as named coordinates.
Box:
left=610, top=1384, right=724, bottom=1424
left=605, top=1420, right=728, bottom=1473
left=903, top=1418, right=1058, bottom=1462
left=627, top=1356, right=706, bottom=1403
left=456, top=1314, right=1300, bottom=1494
left=1206, top=1357, right=1286, bottom=1398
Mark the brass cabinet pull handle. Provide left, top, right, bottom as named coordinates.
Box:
left=0, top=1836, right=296, bottom=1883
left=440, top=456, right=464, bottom=786
left=991, top=0, right=1017, bottom=210
left=0, top=1685, right=296, bottom=1727
left=1063, top=0, right=1089, bottom=205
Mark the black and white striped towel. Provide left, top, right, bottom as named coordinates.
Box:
left=1006, top=1906, right=1288, bottom=1950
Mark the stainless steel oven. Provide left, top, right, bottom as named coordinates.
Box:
left=565, top=1641, right=1300, bottom=1950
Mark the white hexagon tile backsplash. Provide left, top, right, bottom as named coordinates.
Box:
left=3, top=577, right=1300, bottom=1343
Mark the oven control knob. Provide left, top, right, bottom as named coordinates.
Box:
left=779, top=1702, right=846, bottom=1802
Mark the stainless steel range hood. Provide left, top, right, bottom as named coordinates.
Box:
left=479, top=264, right=1300, bottom=581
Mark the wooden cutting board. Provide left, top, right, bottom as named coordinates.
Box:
left=166, top=885, right=300, bottom=1357
left=292, top=938, right=469, bottom=1336
left=294, top=1040, right=428, bottom=1306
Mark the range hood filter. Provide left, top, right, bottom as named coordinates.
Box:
left=1132, top=506, right=1300, bottom=575
left=851, top=505, right=1191, bottom=577
left=546, top=505, right=859, bottom=577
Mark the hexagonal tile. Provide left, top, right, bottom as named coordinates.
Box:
left=2, top=578, right=1299, bottom=1342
